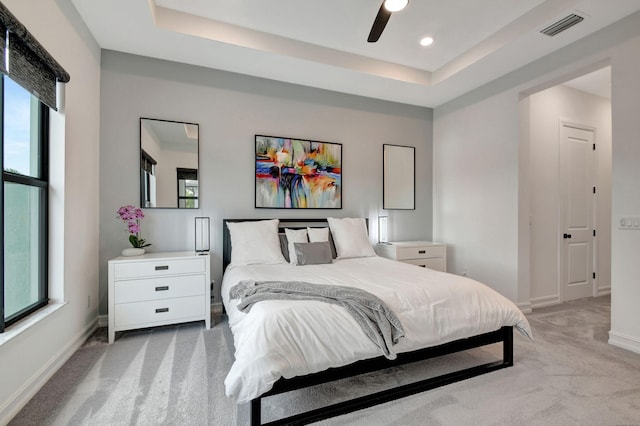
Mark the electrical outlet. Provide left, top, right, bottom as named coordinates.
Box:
left=461, top=269, right=468, bottom=276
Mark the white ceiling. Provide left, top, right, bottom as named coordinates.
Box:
left=563, top=66, right=611, bottom=99
left=142, top=119, right=198, bottom=150
left=70, top=0, right=638, bottom=107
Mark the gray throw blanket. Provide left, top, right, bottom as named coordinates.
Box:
left=229, top=280, right=405, bottom=359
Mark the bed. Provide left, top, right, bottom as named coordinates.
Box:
left=221, top=218, right=531, bottom=425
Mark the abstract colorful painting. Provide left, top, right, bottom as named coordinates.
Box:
left=255, top=135, right=342, bottom=209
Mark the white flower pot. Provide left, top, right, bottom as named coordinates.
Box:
left=121, top=247, right=145, bottom=257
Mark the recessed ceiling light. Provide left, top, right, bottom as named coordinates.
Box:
left=384, top=0, right=409, bottom=13
left=420, top=36, right=434, bottom=47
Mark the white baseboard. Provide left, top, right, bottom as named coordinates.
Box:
left=0, top=318, right=98, bottom=425
left=608, top=330, right=640, bottom=354
left=516, top=301, right=533, bottom=314
left=597, top=286, right=611, bottom=297
left=97, top=314, right=108, bottom=328
left=530, top=294, right=561, bottom=309
left=212, top=302, right=223, bottom=314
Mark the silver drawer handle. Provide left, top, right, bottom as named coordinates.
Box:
left=418, top=250, right=426, bottom=254
left=155, top=286, right=169, bottom=291
left=155, top=307, right=169, bottom=313
left=155, top=265, right=169, bottom=271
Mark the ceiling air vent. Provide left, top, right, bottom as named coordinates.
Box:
left=540, top=13, right=584, bottom=37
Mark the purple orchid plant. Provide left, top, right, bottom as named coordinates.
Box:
left=117, top=205, right=151, bottom=248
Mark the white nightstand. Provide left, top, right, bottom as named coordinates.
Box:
left=376, top=241, right=447, bottom=272
left=108, top=251, right=211, bottom=343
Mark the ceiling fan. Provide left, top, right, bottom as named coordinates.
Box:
left=367, top=0, right=409, bottom=43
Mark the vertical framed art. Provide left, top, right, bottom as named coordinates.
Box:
left=255, top=135, right=342, bottom=209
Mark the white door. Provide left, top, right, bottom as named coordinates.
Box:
left=560, top=123, right=595, bottom=301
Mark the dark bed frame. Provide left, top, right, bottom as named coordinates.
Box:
left=223, top=219, right=514, bottom=426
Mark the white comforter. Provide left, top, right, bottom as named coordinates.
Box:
left=221, top=256, right=531, bottom=404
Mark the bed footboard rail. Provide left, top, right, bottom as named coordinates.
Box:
left=250, top=326, right=514, bottom=426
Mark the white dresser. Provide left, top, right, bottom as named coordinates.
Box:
left=108, top=251, right=211, bottom=343
left=376, top=241, right=447, bottom=272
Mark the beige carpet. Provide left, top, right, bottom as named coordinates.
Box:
left=9, top=296, right=640, bottom=425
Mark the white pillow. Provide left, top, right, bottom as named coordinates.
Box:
left=308, top=227, right=338, bottom=259
left=327, top=217, right=376, bottom=259
left=227, top=219, right=286, bottom=265
left=307, top=226, right=329, bottom=242
left=285, top=228, right=308, bottom=264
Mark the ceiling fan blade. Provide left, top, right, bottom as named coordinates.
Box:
left=367, top=2, right=392, bottom=43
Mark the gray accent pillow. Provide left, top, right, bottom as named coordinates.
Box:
left=294, top=241, right=333, bottom=266
left=307, top=227, right=338, bottom=259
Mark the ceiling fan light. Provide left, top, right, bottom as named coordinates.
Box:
left=384, top=0, right=408, bottom=13
left=420, top=36, right=434, bottom=46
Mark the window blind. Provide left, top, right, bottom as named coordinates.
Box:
left=0, top=2, right=70, bottom=110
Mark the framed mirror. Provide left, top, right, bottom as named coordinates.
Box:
left=383, top=144, right=415, bottom=210
left=140, top=118, right=200, bottom=209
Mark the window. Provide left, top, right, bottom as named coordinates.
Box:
left=176, top=168, right=198, bottom=208
left=0, top=2, right=68, bottom=334
left=1, top=75, right=49, bottom=332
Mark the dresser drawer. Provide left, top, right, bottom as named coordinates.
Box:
left=403, top=257, right=445, bottom=272
left=114, top=274, right=205, bottom=304
left=394, top=245, right=444, bottom=260
left=114, top=296, right=206, bottom=327
left=113, top=258, right=206, bottom=280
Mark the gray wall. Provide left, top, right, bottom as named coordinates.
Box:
left=433, top=11, right=640, bottom=351
left=99, top=51, right=433, bottom=314
left=0, top=0, right=101, bottom=420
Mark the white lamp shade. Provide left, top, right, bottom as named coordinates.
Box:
left=195, top=217, right=210, bottom=252
left=378, top=216, right=389, bottom=244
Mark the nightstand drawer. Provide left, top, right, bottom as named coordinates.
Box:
left=113, top=258, right=205, bottom=280
left=114, top=296, right=205, bottom=327
left=403, top=257, right=445, bottom=272
left=394, top=245, right=444, bottom=260
left=114, top=274, right=205, bottom=303
left=377, top=241, right=447, bottom=273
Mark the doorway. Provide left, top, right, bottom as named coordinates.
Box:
left=526, top=67, right=612, bottom=307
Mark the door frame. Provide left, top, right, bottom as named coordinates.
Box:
left=557, top=119, right=598, bottom=301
